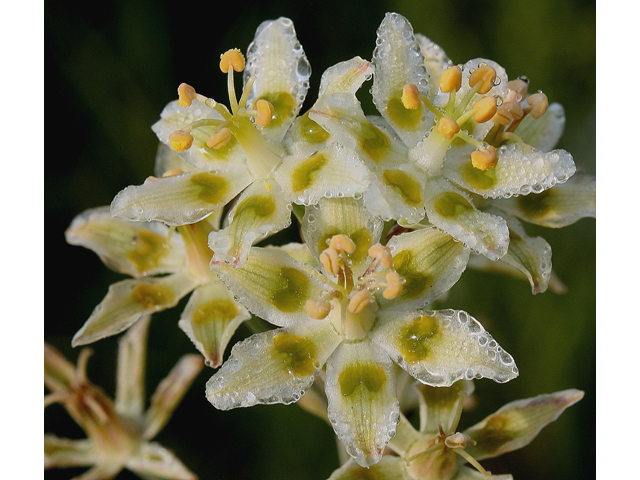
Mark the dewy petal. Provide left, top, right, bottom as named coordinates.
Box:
left=153, top=142, right=198, bottom=178
left=126, top=442, right=197, bottom=480
left=371, top=12, right=432, bottom=147
left=383, top=227, right=470, bottom=310
left=110, top=168, right=252, bottom=226
left=414, top=380, right=475, bottom=434
left=302, top=197, right=383, bottom=278
left=414, top=33, right=452, bottom=98
left=143, top=354, right=203, bottom=440
left=206, top=320, right=340, bottom=409
left=71, top=463, right=123, bottom=480
left=66, top=207, right=186, bottom=278
left=443, top=142, right=576, bottom=199
left=275, top=142, right=370, bottom=206
left=515, top=102, right=565, bottom=152
left=211, top=246, right=336, bottom=327
left=72, top=272, right=199, bottom=347
left=494, top=173, right=595, bottom=228
left=423, top=177, right=509, bottom=260
left=453, top=466, right=513, bottom=480
left=178, top=281, right=251, bottom=368
left=244, top=17, right=311, bottom=141
left=208, top=180, right=292, bottom=267
left=327, top=456, right=408, bottom=480
left=152, top=100, right=246, bottom=171
left=277, top=242, right=318, bottom=267
left=463, top=389, right=584, bottom=460
left=325, top=340, right=400, bottom=467
left=115, top=316, right=150, bottom=420
left=371, top=309, right=519, bottom=386
left=44, top=435, right=97, bottom=469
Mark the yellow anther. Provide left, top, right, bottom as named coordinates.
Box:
left=506, top=78, right=528, bottom=99
left=402, top=84, right=422, bottom=110
left=255, top=99, right=275, bottom=127
left=168, top=130, right=193, bottom=152
left=469, top=65, right=497, bottom=94
left=439, top=66, right=463, bottom=93
left=368, top=244, right=393, bottom=269
left=472, top=96, right=498, bottom=123
left=348, top=289, right=373, bottom=314
left=492, top=101, right=524, bottom=126
left=177, top=83, right=197, bottom=108
left=444, top=432, right=476, bottom=449
left=305, top=299, right=332, bottom=320
left=437, top=117, right=461, bottom=139
left=382, top=271, right=403, bottom=299
left=206, top=127, right=232, bottom=149
left=162, top=168, right=184, bottom=177
left=527, top=92, right=549, bottom=119
left=219, top=48, right=245, bottom=73
left=319, top=248, right=341, bottom=276
left=471, top=145, right=498, bottom=171
left=329, top=234, right=356, bottom=254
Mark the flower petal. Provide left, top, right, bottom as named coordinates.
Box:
left=443, top=143, right=575, bottom=199
left=423, top=177, right=509, bottom=260
left=211, top=246, right=335, bottom=327
left=66, top=207, right=186, bottom=278
left=372, top=12, right=432, bottom=147
left=153, top=142, right=198, bottom=177
left=72, top=272, right=199, bottom=347
left=414, top=33, right=452, bottom=98
left=318, top=57, right=374, bottom=98
left=493, top=173, right=595, bottom=228
left=371, top=309, right=519, bottom=386
left=327, top=456, right=408, bottom=480
left=244, top=17, right=311, bottom=141
left=325, top=340, right=400, bottom=467
left=365, top=165, right=426, bottom=224
left=143, top=354, right=203, bottom=440
left=206, top=320, right=340, bottom=409
left=126, top=442, right=197, bottom=480
left=110, top=169, right=252, bottom=226
left=208, top=180, right=292, bottom=267
left=515, top=102, right=565, bottom=152
left=178, top=282, right=251, bottom=368
left=383, top=227, right=470, bottom=310
left=414, top=380, right=475, bottom=434
left=302, top=197, right=383, bottom=277
left=463, top=389, right=584, bottom=460
left=44, top=435, right=97, bottom=469
left=453, top=466, right=513, bottom=480
left=275, top=142, right=370, bottom=206
left=114, top=316, right=150, bottom=419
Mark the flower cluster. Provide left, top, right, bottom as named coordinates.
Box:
left=50, top=12, right=595, bottom=479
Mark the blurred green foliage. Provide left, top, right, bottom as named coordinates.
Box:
left=46, top=0, right=594, bottom=479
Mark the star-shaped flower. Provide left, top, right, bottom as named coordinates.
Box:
left=45, top=316, right=203, bottom=479
left=327, top=380, right=583, bottom=480
left=205, top=197, right=518, bottom=467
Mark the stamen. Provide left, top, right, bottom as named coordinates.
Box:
left=162, top=168, right=184, bottom=177
left=177, top=83, right=197, bottom=107
left=168, top=130, right=194, bottom=152
left=527, top=92, right=549, bottom=118
left=468, top=65, right=497, bottom=95
left=382, top=271, right=403, bottom=299
left=206, top=127, right=232, bottom=149
left=76, top=348, right=93, bottom=384
left=472, top=96, right=498, bottom=123
left=219, top=49, right=246, bottom=73
left=402, top=84, right=422, bottom=110
left=439, top=66, right=463, bottom=93
left=319, top=247, right=341, bottom=276
left=255, top=99, right=275, bottom=127
left=305, top=299, right=332, bottom=319
left=471, top=145, right=498, bottom=171
left=436, top=117, right=460, bottom=139
left=368, top=243, right=393, bottom=269
left=444, top=432, right=475, bottom=449
left=452, top=448, right=490, bottom=478
left=347, top=288, right=373, bottom=313
left=491, top=101, right=524, bottom=126
left=329, top=234, right=357, bottom=254
left=506, top=78, right=529, bottom=99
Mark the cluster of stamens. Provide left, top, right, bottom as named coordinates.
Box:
left=305, top=235, right=405, bottom=323
left=402, top=63, right=549, bottom=172
left=168, top=49, right=275, bottom=153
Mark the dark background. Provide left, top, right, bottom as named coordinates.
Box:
left=46, top=1, right=595, bottom=479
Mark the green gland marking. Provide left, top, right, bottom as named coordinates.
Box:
left=392, top=251, right=431, bottom=299
left=339, top=363, right=387, bottom=397
left=258, top=92, right=295, bottom=129
left=236, top=194, right=277, bottom=219
left=273, top=332, right=317, bottom=377
left=190, top=172, right=229, bottom=205
left=296, top=111, right=330, bottom=144
left=358, top=122, right=391, bottom=163
left=461, top=160, right=497, bottom=191
left=469, top=415, right=514, bottom=454
left=128, top=230, right=167, bottom=274
left=131, top=284, right=173, bottom=309
left=192, top=300, right=239, bottom=325
left=291, top=152, right=328, bottom=193
left=271, top=267, right=310, bottom=313
left=399, top=315, right=439, bottom=363
left=386, top=96, right=423, bottom=130
left=382, top=170, right=423, bottom=206
left=516, top=189, right=552, bottom=218
left=433, top=192, right=474, bottom=218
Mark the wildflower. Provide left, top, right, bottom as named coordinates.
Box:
left=327, top=380, right=583, bottom=479
left=66, top=156, right=250, bottom=367
left=45, top=317, right=203, bottom=479
left=205, top=197, right=518, bottom=467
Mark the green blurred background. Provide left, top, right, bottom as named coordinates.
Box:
left=46, top=0, right=595, bottom=479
